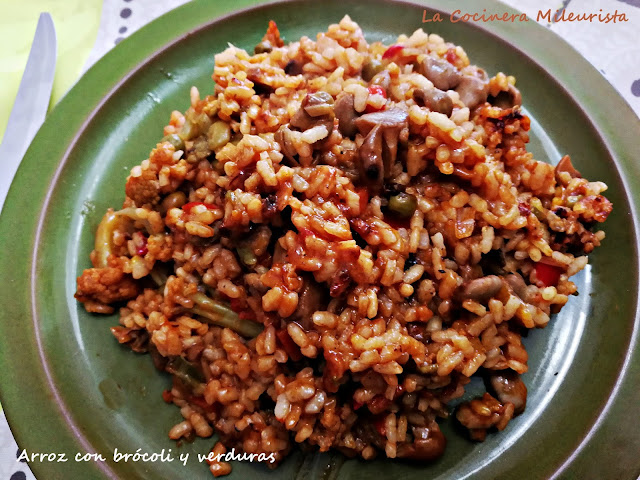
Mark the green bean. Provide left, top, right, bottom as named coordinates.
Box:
left=190, top=292, right=262, bottom=337
left=94, top=209, right=120, bottom=268
left=162, top=133, right=185, bottom=151
left=191, top=292, right=234, bottom=317
left=388, top=193, right=417, bottom=218
left=530, top=198, right=546, bottom=221
left=150, top=267, right=169, bottom=288
left=166, top=356, right=205, bottom=392
left=237, top=246, right=258, bottom=267
left=191, top=306, right=263, bottom=338
left=207, top=121, right=231, bottom=151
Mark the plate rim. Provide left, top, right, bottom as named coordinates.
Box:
left=0, top=0, right=639, bottom=479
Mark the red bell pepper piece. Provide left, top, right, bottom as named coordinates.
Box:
left=445, top=47, right=459, bottom=64
left=365, top=85, right=387, bottom=113
left=276, top=329, right=303, bottom=361
left=162, top=389, right=173, bottom=403
left=368, top=85, right=386, bottom=98
left=382, top=44, right=404, bottom=59
left=535, top=262, right=562, bottom=287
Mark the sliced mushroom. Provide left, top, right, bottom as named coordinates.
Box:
left=487, top=371, right=527, bottom=414
left=284, top=59, right=303, bottom=76
left=455, top=275, right=504, bottom=303
left=455, top=67, right=490, bottom=109
left=504, top=273, right=531, bottom=303
left=292, top=276, right=326, bottom=329
left=413, top=88, right=453, bottom=116
left=290, top=92, right=334, bottom=131
left=303, top=91, right=334, bottom=117
left=396, top=423, right=446, bottom=461
left=290, top=108, right=316, bottom=131
left=359, top=124, right=384, bottom=189
left=455, top=392, right=514, bottom=441
left=456, top=401, right=499, bottom=430
left=274, top=125, right=299, bottom=165
left=355, top=108, right=408, bottom=184
left=488, top=84, right=522, bottom=109
left=355, top=108, right=409, bottom=133
left=247, top=67, right=274, bottom=95
left=334, top=92, right=359, bottom=138
left=555, top=155, right=582, bottom=185
left=419, top=56, right=462, bottom=91
left=478, top=249, right=506, bottom=275
left=370, top=69, right=391, bottom=92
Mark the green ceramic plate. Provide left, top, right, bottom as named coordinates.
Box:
left=0, top=0, right=638, bottom=479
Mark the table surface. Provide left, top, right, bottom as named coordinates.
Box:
left=1, top=0, right=639, bottom=478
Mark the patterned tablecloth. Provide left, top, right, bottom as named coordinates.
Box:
left=1, top=0, right=639, bottom=478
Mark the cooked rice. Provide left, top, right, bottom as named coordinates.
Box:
left=75, top=16, right=612, bottom=474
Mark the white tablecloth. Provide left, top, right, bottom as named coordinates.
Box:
left=2, top=0, right=639, bottom=478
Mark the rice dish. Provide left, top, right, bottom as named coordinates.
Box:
left=75, top=17, right=612, bottom=476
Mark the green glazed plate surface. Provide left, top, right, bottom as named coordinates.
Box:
left=0, top=0, right=638, bottom=479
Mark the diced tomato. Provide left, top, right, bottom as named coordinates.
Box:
left=356, top=188, right=369, bottom=214
left=229, top=299, right=256, bottom=321
left=518, top=202, right=531, bottom=216
left=229, top=298, right=243, bottom=312
left=353, top=400, right=364, bottom=411
left=162, top=389, right=173, bottom=403
left=182, top=201, right=217, bottom=214
left=368, top=395, right=392, bottom=414
left=324, top=349, right=347, bottom=379
left=297, top=227, right=315, bottom=241
left=239, top=311, right=257, bottom=321
left=383, top=213, right=411, bottom=230
left=535, top=262, right=562, bottom=287
left=368, top=85, right=386, bottom=98
left=382, top=44, right=404, bottom=59
left=365, top=85, right=387, bottom=113
left=374, top=416, right=387, bottom=436
left=276, top=329, right=303, bottom=361
left=133, top=231, right=148, bottom=256
left=265, top=20, right=284, bottom=48
left=329, top=269, right=352, bottom=298
left=445, top=47, right=459, bottom=65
